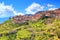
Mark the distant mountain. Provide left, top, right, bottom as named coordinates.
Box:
left=25, top=14, right=33, bottom=16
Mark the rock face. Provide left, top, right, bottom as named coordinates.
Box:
left=12, top=8, right=60, bottom=24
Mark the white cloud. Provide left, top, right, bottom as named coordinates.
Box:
left=0, top=2, right=58, bottom=18
left=47, top=4, right=58, bottom=11
left=13, top=11, right=24, bottom=15
left=47, top=4, right=54, bottom=7
left=0, top=2, right=24, bottom=18
left=25, top=2, right=44, bottom=14
left=48, top=8, right=57, bottom=10
left=0, top=2, right=44, bottom=18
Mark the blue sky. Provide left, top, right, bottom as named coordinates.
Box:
left=0, top=0, right=60, bottom=23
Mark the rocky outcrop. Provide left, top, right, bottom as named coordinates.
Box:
left=12, top=8, right=60, bottom=24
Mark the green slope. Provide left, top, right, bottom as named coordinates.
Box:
left=0, top=18, right=60, bottom=40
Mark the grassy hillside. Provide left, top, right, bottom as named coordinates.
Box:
left=0, top=18, right=60, bottom=40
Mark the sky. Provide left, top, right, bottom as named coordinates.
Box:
left=0, top=0, right=60, bottom=23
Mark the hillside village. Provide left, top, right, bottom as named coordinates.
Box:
left=12, top=8, right=60, bottom=24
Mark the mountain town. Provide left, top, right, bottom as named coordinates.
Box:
left=0, top=8, right=60, bottom=40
